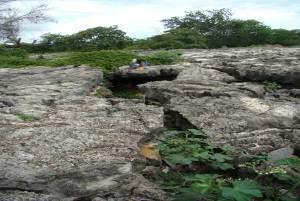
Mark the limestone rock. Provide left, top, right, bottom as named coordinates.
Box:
left=0, top=66, right=165, bottom=200
left=140, top=47, right=300, bottom=153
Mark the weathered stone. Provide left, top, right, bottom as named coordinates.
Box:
left=114, top=64, right=184, bottom=80
left=268, top=147, right=294, bottom=163
left=184, top=48, right=300, bottom=87
left=0, top=66, right=165, bottom=200
left=2, top=47, right=300, bottom=200
left=108, top=64, right=185, bottom=91
left=140, top=47, right=300, bottom=153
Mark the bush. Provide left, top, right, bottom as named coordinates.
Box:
left=144, top=50, right=182, bottom=65
left=59, top=51, right=136, bottom=71
left=270, top=29, right=300, bottom=46
left=0, top=57, right=37, bottom=67
left=0, top=46, right=28, bottom=58
left=0, top=50, right=182, bottom=70
left=132, top=28, right=207, bottom=50
left=153, top=129, right=300, bottom=201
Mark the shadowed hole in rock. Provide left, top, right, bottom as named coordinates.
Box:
left=106, top=69, right=179, bottom=99
left=164, top=109, right=198, bottom=131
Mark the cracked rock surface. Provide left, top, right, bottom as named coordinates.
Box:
left=140, top=47, right=300, bottom=153
left=0, top=66, right=166, bottom=201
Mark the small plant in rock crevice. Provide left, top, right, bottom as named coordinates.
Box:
left=263, top=81, right=281, bottom=93
left=112, top=90, right=144, bottom=99
left=150, top=129, right=300, bottom=201
left=16, top=113, right=38, bottom=121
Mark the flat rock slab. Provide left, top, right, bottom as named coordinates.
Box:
left=0, top=66, right=166, bottom=200
left=140, top=47, right=300, bottom=153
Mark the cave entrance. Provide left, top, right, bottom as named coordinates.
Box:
left=106, top=68, right=179, bottom=99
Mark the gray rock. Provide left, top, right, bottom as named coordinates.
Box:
left=268, top=147, right=294, bottom=163
left=114, top=64, right=185, bottom=80
left=0, top=66, right=166, bottom=200
left=140, top=47, right=300, bottom=153
left=184, top=48, right=300, bottom=87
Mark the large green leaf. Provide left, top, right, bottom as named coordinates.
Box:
left=211, top=153, right=232, bottom=162
left=184, top=174, right=221, bottom=195
left=174, top=188, right=206, bottom=201
left=165, top=153, right=197, bottom=165
left=193, top=151, right=211, bottom=160
left=184, top=174, right=220, bottom=182
left=274, top=156, right=300, bottom=170
left=222, top=180, right=262, bottom=201
left=191, top=182, right=214, bottom=194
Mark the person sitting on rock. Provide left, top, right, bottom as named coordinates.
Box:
left=129, top=58, right=149, bottom=71
left=130, top=58, right=140, bottom=69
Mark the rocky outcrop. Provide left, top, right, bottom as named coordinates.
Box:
left=140, top=48, right=300, bottom=153
left=113, top=64, right=184, bottom=81
left=108, top=64, right=185, bottom=90
left=2, top=47, right=300, bottom=200
left=0, top=66, right=166, bottom=200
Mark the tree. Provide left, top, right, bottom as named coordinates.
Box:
left=270, top=29, right=300, bottom=46
left=162, top=9, right=232, bottom=48
left=36, top=26, right=133, bottom=52
left=134, top=28, right=207, bottom=49
left=0, top=0, right=52, bottom=45
left=69, top=26, right=132, bottom=50
left=37, top=33, right=68, bottom=52
left=161, top=9, right=279, bottom=48
left=225, top=20, right=272, bottom=47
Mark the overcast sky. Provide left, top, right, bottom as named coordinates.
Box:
left=11, top=0, right=300, bottom=42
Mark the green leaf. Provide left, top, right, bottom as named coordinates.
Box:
left=188, top=129, right=206, bottom=137
left=165, top=153, right=197, bottom=165
left=222, top=180, right=262, bottom=201
left=184, top=174, right=220, bottom=182
left=184, top=174, right=222, bottom=195
left=193, top=151, right=211, bottom=160
left=164, top=130, right=180, bottom=136
left=279, top=196, right=299, bottom=201
left=222, top=145, right=237, bottom=153
left=174, top=188, right=204, bottom=201
left=211, top=153, right=232, bottom=162
left=211, top=162, right=234, bottom=170
left=191, top=182, right=213, bottom=194
left=274, top=173, right=300, bottom=185
left=274, top=156, right=300, bottom=169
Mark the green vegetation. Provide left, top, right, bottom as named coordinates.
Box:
left=0, top=49, right=182, bottom=71
left=16, top=113, right=38, bottom=121
left=3, top=9, right=300, bottom=52
left=144, top=50, right=183, bottom=65
left=263, top=81, right=281, bottom=92
left=0, top=46, right=32, bottom=67
left=112, top=89, right=144, bottom=99
left=160, top=8, right=300, bottom=48
left=133, top=28, right=207, bottom=49
left=22, top=26, right=132, bottom=53
left=271, top=29, right=300, bottom=46
left=0, top=46, right=28, bottom=58
left=51, top=51, right=136, bottom=71
left=152, top=129, right=300, bottom=201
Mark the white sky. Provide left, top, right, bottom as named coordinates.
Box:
left=11, top=0, right=300, bottom=42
